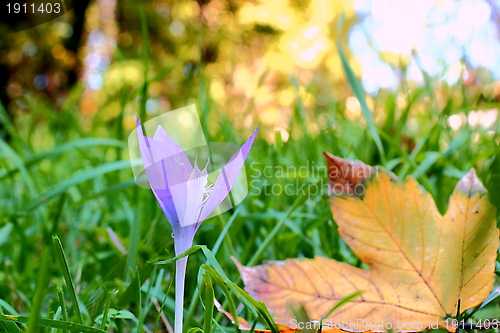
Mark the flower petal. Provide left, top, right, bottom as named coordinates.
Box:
left=137, top=120, right=178, bottom=222
left=152, top=125, right=186, bottom=156
left=179, top=160, right=209, bottom=227
left=198, top=127, right=258, bottom=221
left=136, top=120, right=193, bottom=225
left=152, top=125, right=194, bottom=224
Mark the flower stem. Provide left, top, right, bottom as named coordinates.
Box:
left=175, top=255, right=188, bottom=333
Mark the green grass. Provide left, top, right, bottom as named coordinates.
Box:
left=0, top=26, right=499, bottom=333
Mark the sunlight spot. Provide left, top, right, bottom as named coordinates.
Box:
left=169, top=21, right=185, bottom=36
left=467, top=109, right=499, bottom=129
left=300, top=48, right=317, bottom=62
left=346, top=96, right=362, bottom=119
left=314, top=37, right=329, bottom=51
left=274, top=127, right=290, bottom=142
left=303, top=26, right=320, bottom=39
left=448, top=114, right=464, bottom=131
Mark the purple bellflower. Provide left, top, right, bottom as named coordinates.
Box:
left=136, top=119, right=257, bottom=333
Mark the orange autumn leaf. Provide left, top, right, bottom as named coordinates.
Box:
left=237, top=154, right=499, bottom=332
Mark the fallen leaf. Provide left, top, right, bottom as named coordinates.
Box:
left=237, top=154, right=499, bottom=332
left=323, top=152, right=373, bottom=196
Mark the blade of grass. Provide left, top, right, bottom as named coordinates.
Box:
left=125, top=187, right=141, bottom=282
left=26, top=248, right=51, bottom=333
left=321, top=291, right=362, bottom=321
left=117, top=263, right=155, bottom=307
left=246, top=189, right=308, bottom=266
left=0, top=299, right=19, bottom=316
left=21, top=160, right=131, bottom=212
left=0, top=138, right=125, bottom=181
left=100, top=292, right=112, bottom=331
left=186, top=208, right=242, bottom=322
left=50, top=307, right=62, bottom=333
left=138, top=3, right=149, bottom=123
left=201, top=272, right=214, bottom=333
left=411, top=151, right=440, bottom=179
left=0, top=101, right=24, bottom=146
left=137, top=268, right=162, bottom=333
left=52, top=236, right=83, bottom=324
left=57, top=288, right=70, bottom=333
left=152, top=293, right=170, bottom=333
left=204, top=265, right=240, bottom=333
left=290, top=75, right=311, bottom=158
left=0, top=307, right=23, bottom=333
left=135, top=267, right=143, bottom=333
left=0, top=139, right=37, bottom=196
left=154, top=245, right=258, bottom=316
left=226, top=281, right=280, bottom=333
left=337, top=45, right=386, bottom=163
left=337, top=14, right=386, bottom=163
left=69, top=179, right=136, bottom=205
left=0, top=314, right=107, bottom=333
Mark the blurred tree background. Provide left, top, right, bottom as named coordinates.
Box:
left=2, top=0, right=498, bottom=142
left=0, top=0, right=499, bottom=332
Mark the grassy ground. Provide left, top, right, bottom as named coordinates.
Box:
left=0, top=25, right=499, bottom=333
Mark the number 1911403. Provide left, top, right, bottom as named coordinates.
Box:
left=6, top=2, right=62, bottom=14
left=445, top=318, right=500, bottom=329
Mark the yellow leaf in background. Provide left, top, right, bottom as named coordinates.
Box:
left=237, top=154, right=499, bottom=332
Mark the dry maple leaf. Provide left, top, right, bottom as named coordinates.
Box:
left=236, top=154, right=499, bottom=332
